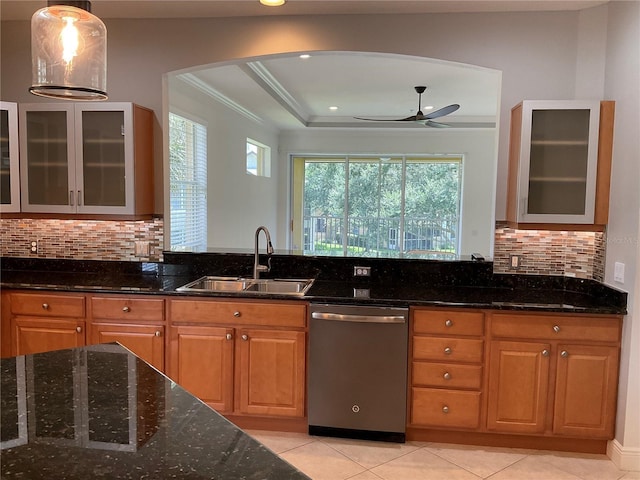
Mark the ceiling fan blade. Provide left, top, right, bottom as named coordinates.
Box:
left=423, top=103, right=460, bottom=120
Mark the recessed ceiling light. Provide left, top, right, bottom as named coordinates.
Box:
left=299, top=54, right=311, bottom=59
left=424, top=106, right=434, bottom=110
left=260, top=0, right=286, bottom=6
left=329, top=106, right=338, bottom=111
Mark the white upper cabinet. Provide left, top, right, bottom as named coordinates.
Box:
left=19, top=102, right=154, bottom=216
left=1, top=101, right=20, bottom=213
left=507, top=100, right=609, bottom=227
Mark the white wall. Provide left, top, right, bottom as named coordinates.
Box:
left=2, top=4, right=638, bottom=465
left=169, top=77, right=280, bottom=249
left=603, top=1, right=640, bottom=471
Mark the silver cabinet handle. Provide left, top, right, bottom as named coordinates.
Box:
left=542, top=349, right=550, bottom=357
left=445, top=319, right=453, bottom=327
left=444, top=347, right=452, bottom=355
left=442, top=406, right=449, bottom=414
left=76, top=326, right=82, bottom=333
left=241, top=334, right=248, bottom=341
left=42, top=303, right=49, bottom=310
left=122, top=306, right=130, bottom=312
left=233, top=311, right=241, bottom=317
left=226, top=333, right=233, bottom=341
left=553, top=325, right=561, bottom=333
left=77, top=190, right=82, bottom=206
left=443, top=372, right=451, bottom=380
left=69, top=191, right=74, bottom=206
left=154, top=331, right=161, bottom=337
left=561, top=350, right=569, bottom=358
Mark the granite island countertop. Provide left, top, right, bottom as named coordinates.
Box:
left=0, top=343, right=310, bottom=480
left=0, top=255, right=628, bottom=315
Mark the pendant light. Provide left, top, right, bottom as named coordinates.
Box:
left=30, top=1, right=107, bottom=100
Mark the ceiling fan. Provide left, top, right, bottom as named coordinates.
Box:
left=355, top=86, right=460, bottom=127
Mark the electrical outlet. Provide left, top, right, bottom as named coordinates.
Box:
left=509, top=254, right=521, bottom=269
left=134, top=241, right=150, bottom=257
left=353, top=266, right=371, bottom=277
left=30, top=240, right=38, bottom=254
left=614, top=262, right=625, bottom=283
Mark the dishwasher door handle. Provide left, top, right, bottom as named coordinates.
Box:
left=311, top=312, right=406, bottom=324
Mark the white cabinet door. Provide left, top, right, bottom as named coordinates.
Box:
left=515, top=100, right=600, bottom=224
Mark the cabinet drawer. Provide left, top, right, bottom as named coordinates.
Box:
left=10, top=293, right=85, bottom=318
left=413, top=336, right=483, bottom=363
left=491, top=314, right=620, bottom=343
left=169, top=299, right=306, bottom=328
left=411, top=387, right=481, bottom=428
left=412, top=362, right=482, bottom=389
left=413, top=310, right=484, bottom=336
left=91, top=296, right=165, bottom=321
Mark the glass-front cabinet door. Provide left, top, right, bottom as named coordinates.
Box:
left=19, top=103, right=137, bottom=215
left=514, top=100, right=600, bottom=224
left=1, top=101, right=21, bottom=212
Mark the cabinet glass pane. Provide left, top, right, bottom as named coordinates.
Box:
left=81, top=110, right=126, bottom=207
left=528, top=109, right=590, bottom=215
left=26, top=111, right=69, bottom=205
left=1, top=109, right=10, bottom=204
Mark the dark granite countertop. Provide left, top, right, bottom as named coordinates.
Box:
left=0, top=255, right=628, bottom=315
left=0, top=344, right=310, bottom=480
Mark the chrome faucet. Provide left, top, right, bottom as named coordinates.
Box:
left=253, top=226, right=274, bottom=279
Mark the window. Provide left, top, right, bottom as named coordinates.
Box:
left=169, top=113, right=207, bottom=250
left=292, top=155, right=462, bottom=258
left=246, top=138, right=271, bottom=177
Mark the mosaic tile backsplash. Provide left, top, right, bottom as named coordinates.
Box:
left=0, top=218, right=605, bottom=281
left=493, top=222, right=605, bottom=281
left=0, top=218, right=164, bottom=262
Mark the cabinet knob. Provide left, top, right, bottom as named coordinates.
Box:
left=542, top=349, right=550, bottom=357
left=226, top=333, right=233, bottom=341
left=553, top=325, right=561, bottom=333
left=442, top=406, right=449, bottom=414
left=561, top=350, right=569, bottom=358
left=42, top=303, right=49, bottom=310
left=445, top=319, right=453, bottom=327
left=76, top=326, right=82, bottom=333
left=241, top=334, right=248, bottom=341
left=122, top=306, right=131, bottom=313
left=444, top=347, right=452, bottom=355
left=443, top=372, right=451, bottom=380
left=155, top=331, right=161, bottom=337
left=233, top=311, right=241, bottom=317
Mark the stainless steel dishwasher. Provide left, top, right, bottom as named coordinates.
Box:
left=308, top=303, right=409, bottom=443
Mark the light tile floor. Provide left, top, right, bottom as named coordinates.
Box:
left=246, top=430, right=640, bottom=480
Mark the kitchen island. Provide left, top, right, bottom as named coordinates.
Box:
left=0, top=343, right=309, bottom=480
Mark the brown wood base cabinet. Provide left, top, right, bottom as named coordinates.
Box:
left=168, top=298, right=306, bottom=420
left=487, top=313, right=621, bottom=440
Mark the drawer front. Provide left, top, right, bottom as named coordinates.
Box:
left=491, top=313, right=621, bottom=343
left=412, top=361, right=482, bottom=389
left=169, top=299, right=306, bottom=328
left=413, top=309, right=484, bottom=336
left=91, top=296, right=165, bottom=321
left=10, top=293, right=85, bottom=318
left=413, top=336, right=483, bottom=363
left=411, top=387, right=481, bottom=428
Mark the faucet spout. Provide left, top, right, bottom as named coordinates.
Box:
left=253, top=226, right=273, bottom=279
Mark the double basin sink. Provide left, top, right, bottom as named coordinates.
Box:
left=176, top=276, right=314, bottom=296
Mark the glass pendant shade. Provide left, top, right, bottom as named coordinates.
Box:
left=30, top=2, right=107, bottom=100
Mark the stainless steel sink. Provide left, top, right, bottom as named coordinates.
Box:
left=176, top=276, right=314, bottom=296
left=244, top=278, right=314, bottom=295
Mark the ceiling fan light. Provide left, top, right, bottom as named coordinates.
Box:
left=260, top=0, right=286, bottom=6
left=30, top=1, right=107, bottom=100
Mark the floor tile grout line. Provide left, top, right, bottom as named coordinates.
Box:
left=423, top=445, right=527, bottom=479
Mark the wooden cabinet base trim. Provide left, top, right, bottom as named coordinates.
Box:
left=406, top=428, right=608, bottom=455
left=224, top=414, right=308, bottom=433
